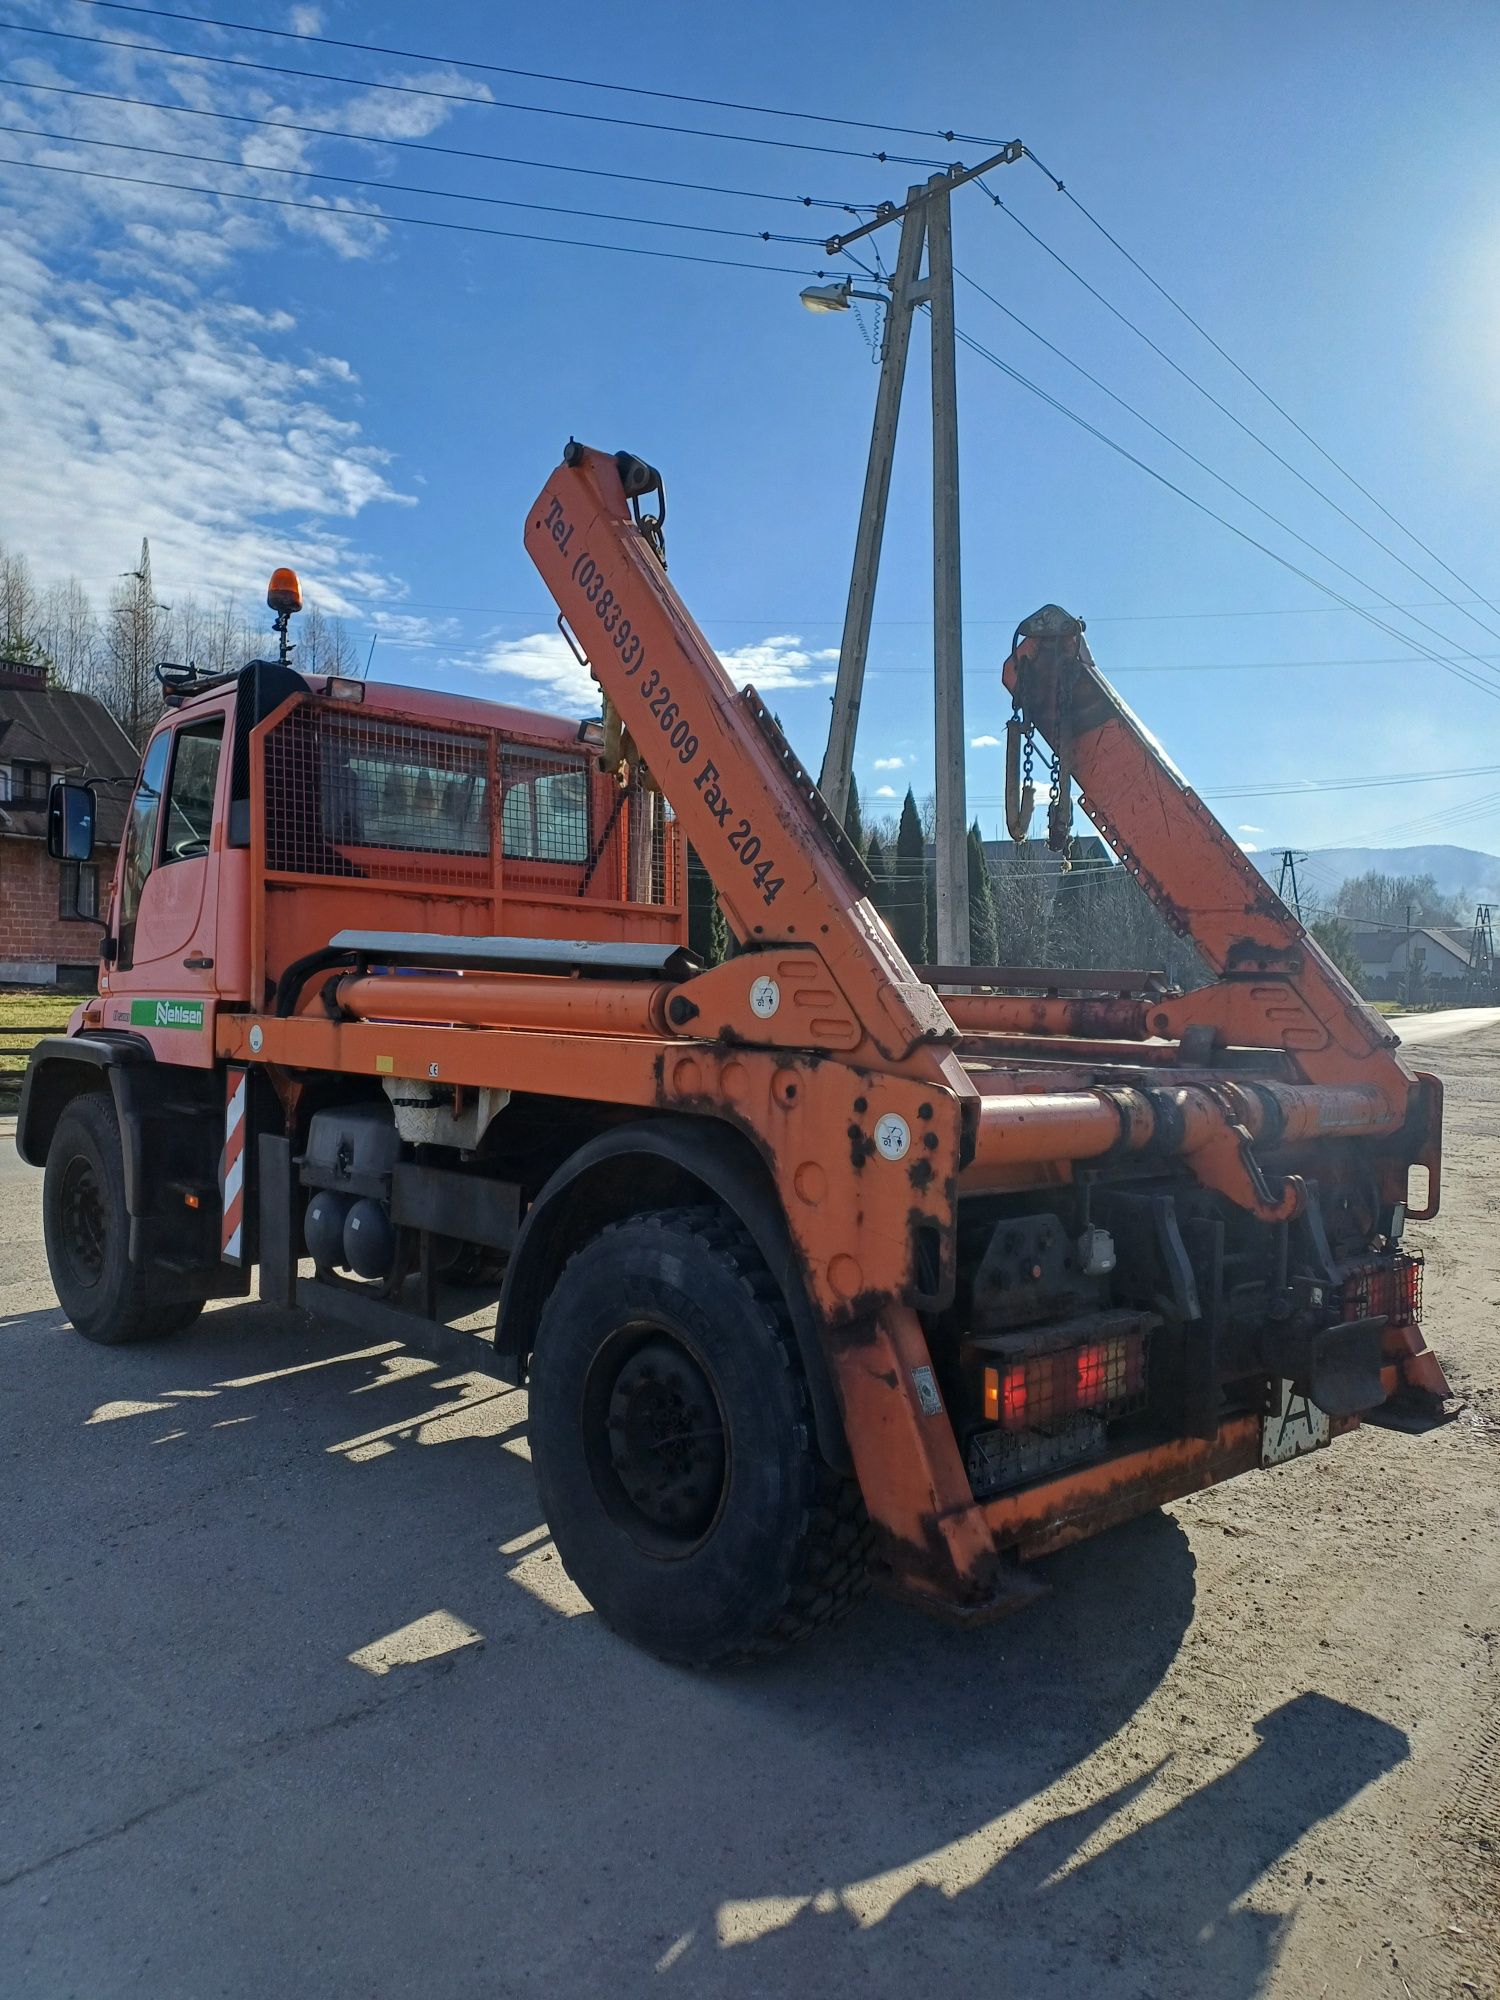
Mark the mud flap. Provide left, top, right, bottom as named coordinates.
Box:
left=1261, top=1315, right=1387, bottom=1419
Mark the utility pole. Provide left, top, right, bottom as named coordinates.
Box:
left=814, top=141, right=1023, bottom=965
left=817, top=200, right=927, bottom=828
left=1467, top=903, right=1495, bottom=1000
left=926, top=178, right=968, bottom=964
left=1275, top=848, right=1306, bottom=922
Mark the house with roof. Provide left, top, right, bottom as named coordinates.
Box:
left=0, top=661, right=138, bottom=988
left=1348, top=922, right=1472, bottom=1001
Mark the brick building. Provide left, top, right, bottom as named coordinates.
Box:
left=0, top=662, right=138, bottom=989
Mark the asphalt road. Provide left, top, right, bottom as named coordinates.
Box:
left=3, top=1023, right=1497, bottom=1999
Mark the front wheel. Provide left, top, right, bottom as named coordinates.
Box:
left=42, top=1091, right=204, bottom=1345
left=528, top=1206, right=873, bottom=1666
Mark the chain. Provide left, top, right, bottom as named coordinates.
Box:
left=1021, top=719, right=1035, bottom=790
left=637, top=513, right=667, bottom=568
left=1049, top=750, right=1074, bottom=871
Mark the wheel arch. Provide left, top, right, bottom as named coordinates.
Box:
left=16, top=1034, right=152, bottom=1168
left=498, top=1113, right=850, bottom=1471
left=23, top=1037, right=235, bottom=1291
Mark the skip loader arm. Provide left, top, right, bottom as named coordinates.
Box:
left=526, top=445, right=1017, bottom=1614
left=999, top=606, right=1443, bottom=1228
left=526, top=444, right=954, bottom=1068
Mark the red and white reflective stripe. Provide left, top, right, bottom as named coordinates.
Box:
left=221, top=1066, right=247, bottom=1264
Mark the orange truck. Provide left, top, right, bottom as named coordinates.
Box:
left=18, top=443, right=1451, bottom=1663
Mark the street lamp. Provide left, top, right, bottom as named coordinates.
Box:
left=798, top=278, right=889, bottom=314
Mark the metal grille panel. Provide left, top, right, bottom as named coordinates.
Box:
left=260, top=700, right=680, bottom=911
left=1341, top=1251, right=1423, bottom=1327
left=263, top=705, right=491, bottom=885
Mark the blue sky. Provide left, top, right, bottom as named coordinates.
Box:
left=2, top=0, right=1499, bottom=880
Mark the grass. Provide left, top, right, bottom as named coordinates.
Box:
left=0, top=989, right=76, bottom=1097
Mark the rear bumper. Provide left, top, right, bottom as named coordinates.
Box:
left=972, top=1319, right=1451, bottom=1568
left=979, top=1414, right=1269, bottom=1561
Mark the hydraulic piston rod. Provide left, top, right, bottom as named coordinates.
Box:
left=336, top=971, right=673, bottom=1038
left=966, top=1078, right=1402, bottom=1198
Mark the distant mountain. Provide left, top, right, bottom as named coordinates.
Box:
left=1265, top=845, right=1500, bottom=909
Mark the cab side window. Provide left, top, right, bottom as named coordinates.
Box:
left=118, top=730, right=171, bottom=956
left=161, top=719, right=224, bottom=866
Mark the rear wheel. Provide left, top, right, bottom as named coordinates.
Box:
left=42, top=1092, right=204, bottom=1345
left=528, top=1205, right=873, bottom=1665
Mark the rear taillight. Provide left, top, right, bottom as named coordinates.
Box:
left=1341, top=1251, right=1422, bottom=1327
left=983, top=1333, right=1146, bottom=1434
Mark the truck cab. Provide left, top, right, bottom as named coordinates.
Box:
left=72, top=653, right=683, bottom=1073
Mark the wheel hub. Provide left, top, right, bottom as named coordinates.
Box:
left=604, top=1336, right=725, bottom=1541
left=59, top=1156, right=106, bottom=1284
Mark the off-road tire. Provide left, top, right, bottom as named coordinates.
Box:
left=42, top=1091, right=204, bottom=1345
left=528, top=1204, right=873, bottom=1665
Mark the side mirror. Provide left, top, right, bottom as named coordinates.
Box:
left=46, top=779, right=95, bottom=862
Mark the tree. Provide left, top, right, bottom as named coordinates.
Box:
left=891, top=788, right=928, bottom=963
left=686, top=845, right=732, bottom=966
left=1335, top=868, right=1465, bottom=931
left=296, top=603, right=362, bottom=676
left=37, top=578, right=100, bottom=696
left=0, top=543, right=46, bottom=667
left=843, top=774, right=866, bottom=854
left=864, top=829, right=888, bottom=892
left=1311, top=915, right=1367, bottom=992
left=105, top=538, right=166, bottom=744
left=966, top=820, right=998, bottom=966
left=711, top=890, right=730, bottom=965
left=865, top=829, right=895, bottom=935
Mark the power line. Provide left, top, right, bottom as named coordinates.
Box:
left=983, top=174, right=1500, bottom=656
left=953, top=263, right=1500, bottom=693
left=0, top=121, right=825, bottom=244
left=73, top=0, right=1003, bottom=148
left=1084, top=597, right=1500, bottom=625
left=125, top=589, right=1490, bottom=629
left=22, top=112, right=1495, bottom=686
left=1020, top=147, right=1500, bottom=632
left=0, top=75, right=877, bottom=213
left=0, top=152, right=826, bottom=275
left=947, top=318, right=1500, bottom=706
left=0, top=20, right=948, bottom=165
left=967, top=760, right=1500, bottom=804
left=871, top=655, right=1488, bottom=675
left=1316, top=782, right=1500, bottom=849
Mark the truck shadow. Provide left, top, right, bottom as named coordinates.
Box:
left=658, top=1685, right=1406, bottom=1997
left=11, top=1296, right=1412, bottom=1999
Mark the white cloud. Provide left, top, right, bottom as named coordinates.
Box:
left=716, top=634, right=837, bottom=691
left=874, top=784, right=898, bottom=799
left=0, top=233, right=413, bottom=608
left=469, top=629, right=838, bottom=714
left=1237, top=823, right=1264, bottom=833
left=333, top=73, right=496, bottom=144
left=366, top=611, right=460, bottom=650
left=0, top=39, right=488, bottom=617
left=871, top=754, right=905, bottom=770
left=288, top=4, right=324, bottom=31
left=970, top=733, right=1002, bottom=748
left=474, top=631, right=599, bottom=713
left=1240, top=841, right=1261, bottom=853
